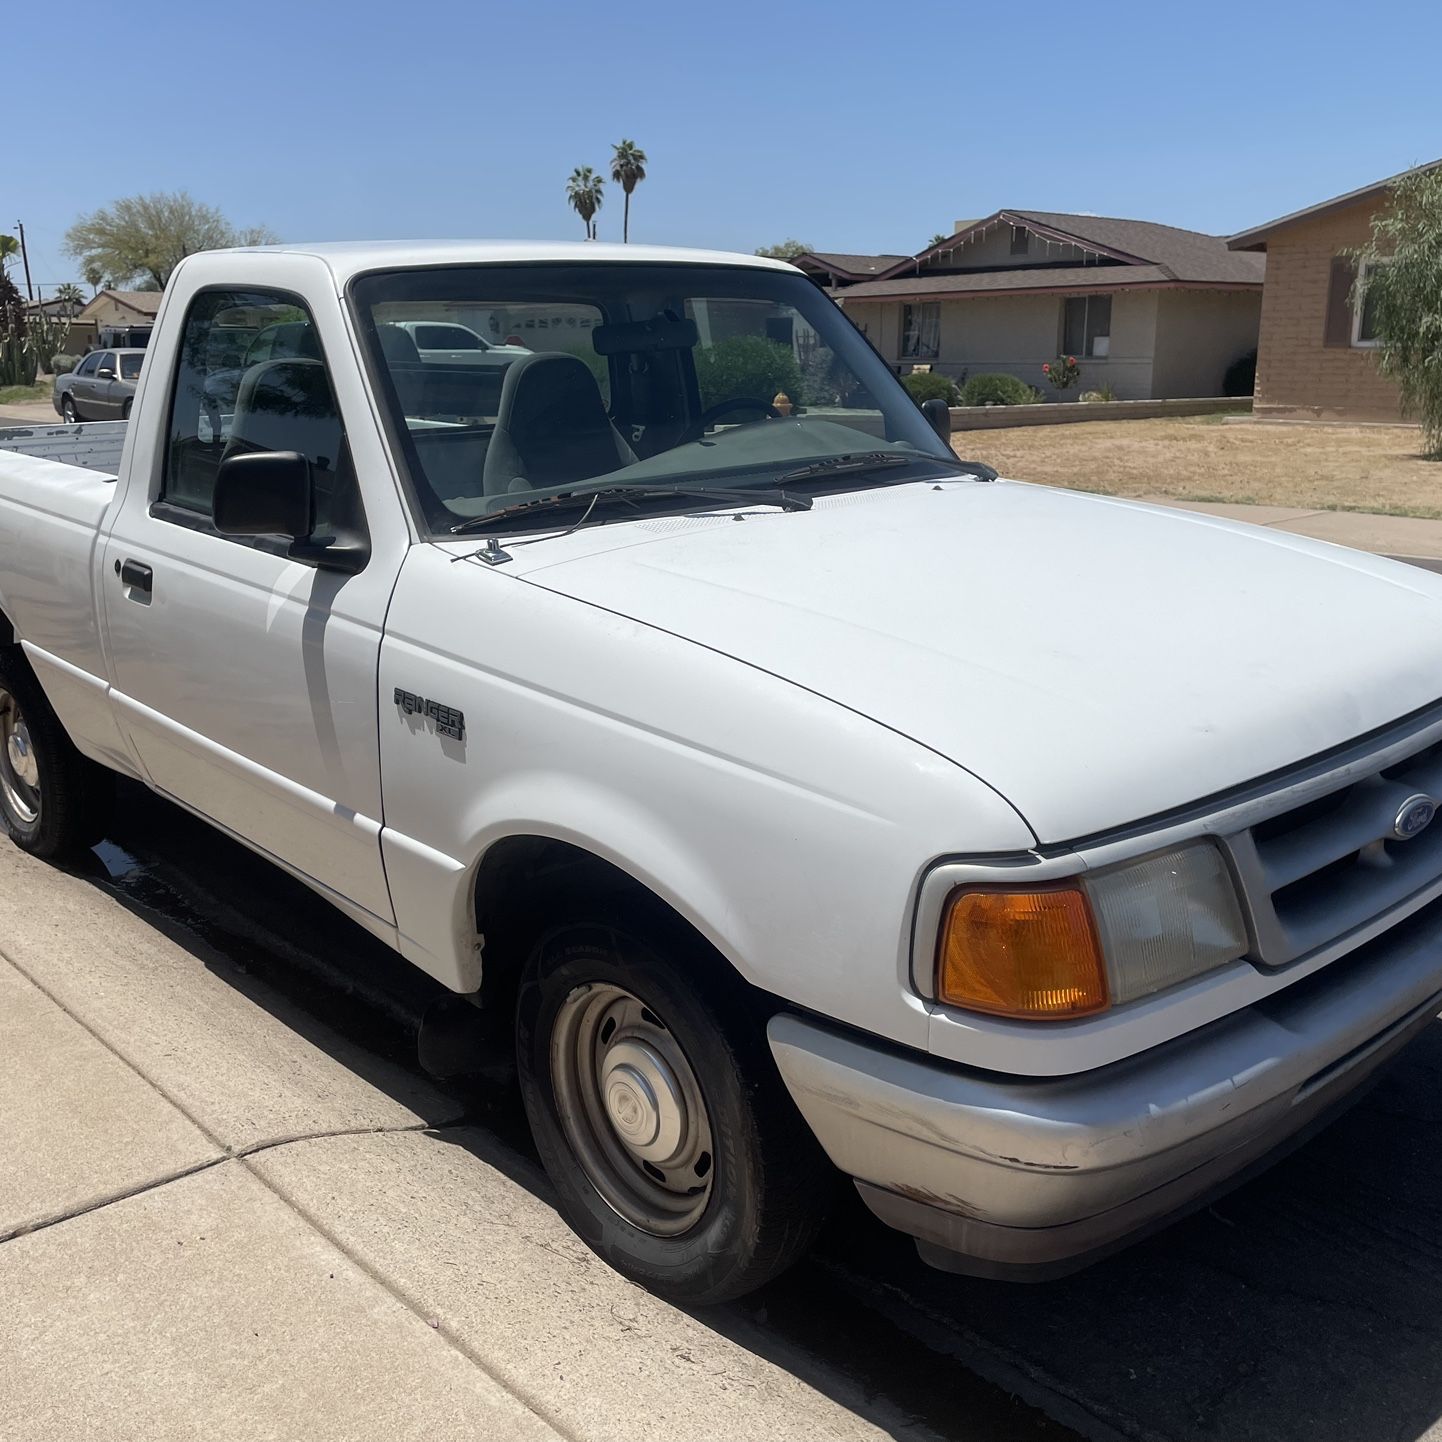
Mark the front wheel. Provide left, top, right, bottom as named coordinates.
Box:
left=516, top=913, right=828, bottom=1304
left=0, top=649, right=113, bottom=857
left=61, top=396, right=79, bottom=423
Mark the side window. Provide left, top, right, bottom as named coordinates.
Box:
left=98, top=352, right=117, bottom=375
left=76, top=352, right=101, bottom=377
left=163, top=289, right=348, bottom=531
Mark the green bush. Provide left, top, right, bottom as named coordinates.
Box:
left=695, top=336, right=802, bottom=413
left=1223, top=349, right=1256, bottom=399
left=958, top=372, right=1038, bottom=407
left=51, top=353, right=80, bottom=376
left=901, top=371, right=959, bottom=406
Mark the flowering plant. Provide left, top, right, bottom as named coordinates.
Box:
left=1042, top=354, right=1080, bottom=392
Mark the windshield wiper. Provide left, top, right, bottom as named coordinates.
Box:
left=776, top=451, right=998, bottom=485
left=450, top=482, right=811, bottom=536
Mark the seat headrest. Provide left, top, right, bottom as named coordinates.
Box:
left=376, top=324, right=422, bottom=367
left=225, top=358, right=342, bottom=471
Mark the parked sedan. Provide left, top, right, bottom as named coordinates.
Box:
left=53, top=349, right=145, bottom=422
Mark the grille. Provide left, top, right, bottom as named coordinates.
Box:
left=1223, top=727, right=1442, bottom=968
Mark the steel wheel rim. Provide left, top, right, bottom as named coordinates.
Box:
left=0, top=688, right=40, bottom=826
left=550, top=981, right=715, bottom=1235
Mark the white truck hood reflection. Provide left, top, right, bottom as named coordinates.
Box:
left=507, top=479, right=1442, bottom=843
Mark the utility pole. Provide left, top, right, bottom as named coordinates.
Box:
left=14, top=220, right=33, bottom=301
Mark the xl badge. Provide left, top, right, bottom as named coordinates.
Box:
left=394, top=688, right=466, bottom=742
left=1393, top=794, right=1436, bottom=841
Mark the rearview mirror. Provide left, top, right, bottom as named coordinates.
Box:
left=921, top=396, right=952, bottom=442
left=213, top=450, right=312, bottom=540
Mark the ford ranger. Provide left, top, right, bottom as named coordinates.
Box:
left=3, top=241, right=1442, bottom=1305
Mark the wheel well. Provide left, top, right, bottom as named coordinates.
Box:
left=472, top=836, right=744, bottom=1017
left=0, top=608, right=13, bottom=648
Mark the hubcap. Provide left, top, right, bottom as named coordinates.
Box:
left=0, top=688, right=40, bottom=826
left=550, top=982, right=715, bottom=1235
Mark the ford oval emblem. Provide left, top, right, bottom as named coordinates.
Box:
left=1393, top=794, right=1437, bottom=841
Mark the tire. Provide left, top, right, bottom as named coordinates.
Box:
left=61, top=396, right=78, bottom=423
left=516, top=910, right=829, bottom=1304
left=0, top=648, right=113, bottom=858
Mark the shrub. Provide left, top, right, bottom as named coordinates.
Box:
left=1078, top=384, right=1116, bottom=403
left=51, top=353, right=80, bottom=376
left=1223, top=349, right=1257, bottom=398
left=901, top=371, right=959, bottom=406
left=695, top=335, right=802, bottom=412
left=1042, top=354, right=1081, bottom=393
left=958, top=372, right=1038, bottom=407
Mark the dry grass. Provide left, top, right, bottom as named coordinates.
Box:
left=955, top=417, right=1442, bottom=519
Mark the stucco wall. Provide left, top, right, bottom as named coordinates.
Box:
left=843, top=289, right=1160, bottom=400
left=1150, top=290, right=1262, bottom=398
left=1251, top=201, right=1401, bottom=420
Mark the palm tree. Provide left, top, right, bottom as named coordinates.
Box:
left=55, top=282, right=85, bottom=316
left=565, top=166, right=605, bottom=240
left=83, top=262, right=105, bottom=297
left=610, top=140, right=648, bottom=243
left=0, top=235, right=17, bottom=275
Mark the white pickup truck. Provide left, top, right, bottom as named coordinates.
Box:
left=4, top=241, right=1442, bottom=1305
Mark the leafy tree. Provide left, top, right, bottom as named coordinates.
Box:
left=0, top=234, right=18, bottom=274
left=754, top=239, right=811, bottom=260
left=1353, top=165, right=1442, bottom=456
left=610, top=140, right=648, bottom=243
left=566, top=166, right=605, bottom=240
left=64, top=191, right=277, bottom=291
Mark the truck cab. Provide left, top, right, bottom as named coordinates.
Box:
left=3, top=241, right=1442, bottom=1304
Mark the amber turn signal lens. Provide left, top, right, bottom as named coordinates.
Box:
left=936, top=886, right=1109, bottom=1019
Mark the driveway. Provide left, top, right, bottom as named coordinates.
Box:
left=7, top=779, right=1442, bottom=1441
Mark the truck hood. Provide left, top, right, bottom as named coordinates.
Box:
left=517, top=480, right=1442, bottom=842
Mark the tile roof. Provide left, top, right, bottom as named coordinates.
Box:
left=797, top=251, right=909, bottom=277
left=842, top=262, right=1188, bottom=301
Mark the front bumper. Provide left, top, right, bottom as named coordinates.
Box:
left=769, top=900, right=1442, bottom=1279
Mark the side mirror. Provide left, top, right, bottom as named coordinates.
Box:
left=921, top=397, right=952, bottom=442
left=214, top=450, right=312, bottom=540
left=97, top=367, right=115, bottom=379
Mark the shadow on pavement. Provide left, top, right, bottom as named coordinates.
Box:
left=77, top=780, right=1442, bottom=1442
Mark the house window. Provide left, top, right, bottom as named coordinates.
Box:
left=1352, top=259, right=1389, bottom=348
left=901, top=302, right=940, bottom=359
left=1010, top=225, right=1029, bottom=257
left=1062, top=294, right=1113, bottom=358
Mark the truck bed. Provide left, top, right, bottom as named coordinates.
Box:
left=0, top=420, right=126, bottom=478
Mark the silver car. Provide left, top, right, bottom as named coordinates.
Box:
left=53, top=349, right=145, bottom=422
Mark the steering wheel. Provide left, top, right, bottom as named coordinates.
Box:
left=684, top=396, right=781, bottom=444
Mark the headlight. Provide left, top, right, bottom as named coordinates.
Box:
left=935, top=842, right=1248, bottom=1020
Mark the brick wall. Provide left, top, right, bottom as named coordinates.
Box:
left=1253, top=201, right=1402, bottom=421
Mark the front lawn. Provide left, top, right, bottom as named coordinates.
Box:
left=0, top=383, right=50, bottom=406
left=957, top=417, right=1442, bottom=519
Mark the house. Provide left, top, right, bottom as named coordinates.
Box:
left=77, top=288, right=164, bottom=331
left=791, top=251, right=908, bottom=289
left=1227, top=160, right=1440, bottom=422
left=836, top=211, right=1265, bottom=400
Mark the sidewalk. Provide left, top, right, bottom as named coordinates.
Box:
left=1133, top=495, right=1442, bottom=568
left=0, top=839, right=922, bottom=1442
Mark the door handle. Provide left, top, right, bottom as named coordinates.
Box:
left=117, top=558, right=153, bottom=594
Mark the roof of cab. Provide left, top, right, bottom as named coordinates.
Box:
left=211, top=239, right=799, bottom=282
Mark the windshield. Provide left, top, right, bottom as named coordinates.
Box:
left=350, top=262, right=952, bottom=533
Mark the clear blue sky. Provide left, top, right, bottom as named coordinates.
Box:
left=10, top=0, right=1441, bottom=292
